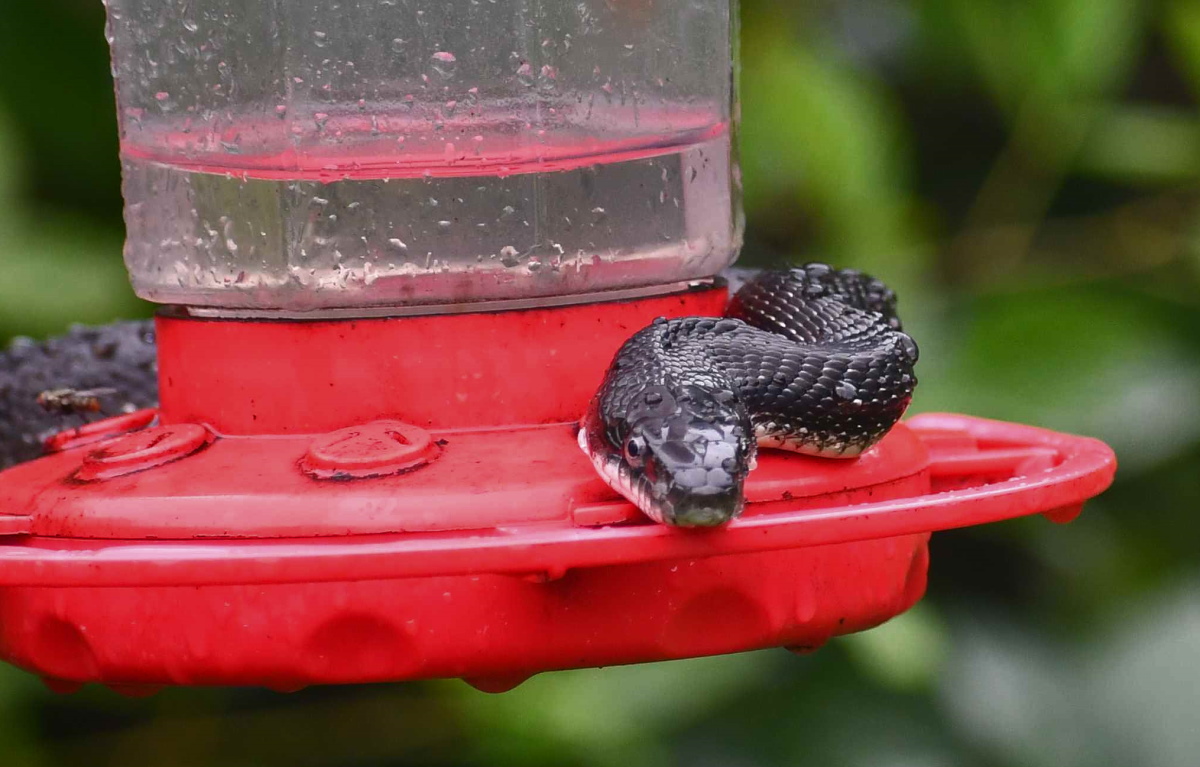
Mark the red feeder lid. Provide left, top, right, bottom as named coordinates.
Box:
left=0, top=285, right=1116, bottom=693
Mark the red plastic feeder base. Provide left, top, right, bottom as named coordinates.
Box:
left=0, top=284, right=1116, bottom=692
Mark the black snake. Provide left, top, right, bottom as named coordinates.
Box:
left=578, top=263, right=919, bottom=527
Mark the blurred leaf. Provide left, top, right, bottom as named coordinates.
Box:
left=0, top=0, right=121, bottom=216
left=669, top=643, right=969, bottom=767
left=938, top=618, right=1098, bottom=767
left=1164, top=0, right=1200, bottom=100
left=1084, top=577, right=1200, bottom=767
left=458, top=653, right=778, bottom=767
left=930, top=0, right=1142, bottom=112
left=0, top=111, right=22, bottom=205
left=739, top=11, right=930, bottom=293
left=1078, top=107, right=1200, bottom=184
left=0, top=212, right=142, bottom=337
left=33, top=684, right=470, bottom=767
left=0, top=101, right=143, bottom=340
left=839, top=603, right=947, bottom=691
left=915, top=287, right=1200, bottom=472
left=940, top=577, right=1200, bottom=767
left=0, top=665, right=49, bottom=767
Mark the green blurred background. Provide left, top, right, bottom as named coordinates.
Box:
left=2, top=0, right=1199, bottom=765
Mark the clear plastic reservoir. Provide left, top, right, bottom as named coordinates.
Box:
left=104, top=0, right=741, bottom=311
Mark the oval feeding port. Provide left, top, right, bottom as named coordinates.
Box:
left=44, top=409, right=157, bottom=454
left=74, top=423, right=212, bottom=482
left=301, top=420, right=439, bottom=480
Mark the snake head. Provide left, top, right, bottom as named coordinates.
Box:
left=581, top=381, right=755, bottom=527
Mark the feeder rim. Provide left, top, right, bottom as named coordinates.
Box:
left=0, top=414, right=1115, bottom=588
left=164, top=277, right=725, bottom=321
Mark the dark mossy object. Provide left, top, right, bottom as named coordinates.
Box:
left=0, top=321, right=158, bottom=469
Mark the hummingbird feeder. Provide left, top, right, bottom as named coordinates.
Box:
left=0, top=0, right=1114, bottom=694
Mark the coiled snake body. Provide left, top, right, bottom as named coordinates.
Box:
left=578, top=263, right=919, bottom=527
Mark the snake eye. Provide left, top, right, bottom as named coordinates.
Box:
left=624, top=436, right=647, bottom=465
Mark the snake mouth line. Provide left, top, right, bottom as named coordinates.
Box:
left=577, top=427, right=664, bottom=524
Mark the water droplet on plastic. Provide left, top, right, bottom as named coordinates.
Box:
left=431, top=51, right=457, bottom=78
left=897, top=333, right=919, bottom=362
left=515, top=62, right=534, bottom=87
